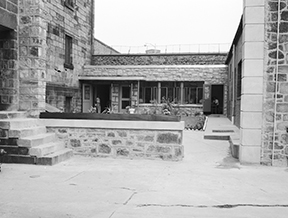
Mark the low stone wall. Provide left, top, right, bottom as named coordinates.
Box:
left=42, top=119, right=184, bottom=161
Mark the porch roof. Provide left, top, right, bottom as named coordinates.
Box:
left=79, top=76, right=145, bottom=81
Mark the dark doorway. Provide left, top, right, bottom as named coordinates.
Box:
left=95, top=85, right=110, bottom=112
left=211, top=85, right=224, bottom=114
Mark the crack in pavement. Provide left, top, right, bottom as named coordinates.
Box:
left=123, top=191, right=137, bottom=205
left=137, top=203, right=288, bottom=209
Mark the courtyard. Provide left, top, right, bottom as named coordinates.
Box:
left=1, top=122, right=288, bottom=218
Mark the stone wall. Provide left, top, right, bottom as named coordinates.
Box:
left=0, top=0, right=18, bottom=111
left=44, top=119, right=184, bottom=161
left=262, top=0, right=288, bottom=165
left=83, top=65, right=228, bottom=83
left=46, top=84, right=81, bottom=112
left=92, top=53, right=227, bottom=66
left=42, top=0, right=94, bottom=112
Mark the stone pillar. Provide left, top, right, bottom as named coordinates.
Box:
left=18, top=0, right=47, bottom=117
left=0, top=0, right=19, bottom=111
left=240, top=0, right=265, bottom=164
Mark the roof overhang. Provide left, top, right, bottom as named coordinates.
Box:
left=79, top=76, right=145, bottom=81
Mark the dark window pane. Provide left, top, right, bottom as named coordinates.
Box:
left=122, top=86, right=130, bottom=98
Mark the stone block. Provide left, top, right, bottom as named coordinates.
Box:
left=242, top=77, right=263, bottom=94
left=243, top=60, right=264, bottom=77
left=239, top=145, right=261, bottom=164
left=243, top=42, right=264, bottom=59
left=241, top=128, right=262, bottom=146
left=157, top=133, right=180, bottom=144
left=98, top=143, right=111, bottom=154
left=244, top=6, right=264, bottom=24
left=244, top=0, right=264, bottom=7
left=243, top=24, right=264, bottom=42
left=241, top=112, right=262, bottom=129
left=116, top=148, right=129, bottom=157
left=276, top=103, right=288, bottom=112
left=241, top=95, right=263, bottom=112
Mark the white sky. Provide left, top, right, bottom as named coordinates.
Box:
left=94, top=0, right=243, bottom=50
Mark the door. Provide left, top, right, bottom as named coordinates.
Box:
left=120, top=85, right=131, bottom=112
left=211, top=85, right=224, bottom=114
left=82, top=83, right=93, bottom=112
left=95, top=84, right=111, bottom=112
left=203, top=84, right=211, bottom=114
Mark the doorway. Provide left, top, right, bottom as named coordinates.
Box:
left=211, top=85, right=224, bottom=114
left=95, top=84, right=111, bottom=112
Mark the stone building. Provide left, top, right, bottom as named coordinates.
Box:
left=81, top=53, right=228, bottom=115
left=227, top=0, right=288, bottom=166
left=0, top=0, right=95, bottom=115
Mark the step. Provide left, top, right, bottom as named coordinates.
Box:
left=17, top=133, right=56, bottom=148
left=9, top=126, right=47, bottom=138
left=1, top=154, right=37, bottom=164
left=203, top=134, right=230, bottom=140
left=0, top=145, right=29, bottom=155
left=0, top=111, right=27, bottom=119
left=29, top=141, right=65, bottom=157
left=0, top=118, right=40, bottom=130
left=0, top=138, right=18, bottom=145
left=37, top=148, right=73, bottom=165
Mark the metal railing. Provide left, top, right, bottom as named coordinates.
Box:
left=110, top=43, right=230, bottom=54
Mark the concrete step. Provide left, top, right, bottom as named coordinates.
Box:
left=0, top=138, right=18, bottom=145
left=0, top=145, right=29, bottom=155
left=29, top=141, right=65, bottom=157
left=9, top=126, right=47, bottom=138
left=37, top=148, right=73, bottom=165
left=0, top=118, right=40, bottom=130
left=0, top=111, right=28, bottom=119
left=203, top=134, right=230, bottom=140
left=1, top=154, right=37, bottom=164
left=17, top=133, right=56, bottom=148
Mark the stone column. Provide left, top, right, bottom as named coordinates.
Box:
left=18, top=0, right=47, bottom=117
left=240, top=0, right=265, bottom=164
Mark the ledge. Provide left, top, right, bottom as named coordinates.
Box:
left=42, top=119, right=185, bottom=131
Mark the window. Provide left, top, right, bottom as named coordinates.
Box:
left=140, top=82, right=158, bottom=103
left=121, top=85, right=131, bottom=109
left=237, top=61, right=242, bottom=98
left=183, top=82, right=203, bottom=104
left=160, top=82, right=181, bottom=103
left=64, top=34, right=73, bottom=69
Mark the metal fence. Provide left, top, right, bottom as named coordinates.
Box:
left=110, top=43, right=230, bottom=54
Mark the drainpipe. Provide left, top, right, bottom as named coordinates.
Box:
left=232, top=44, right=236, bottom=124
left=272, top=0, right=281, bottom=166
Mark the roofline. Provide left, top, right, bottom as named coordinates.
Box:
left=225, top=16, right=243, bottom=64
left=94, top=38, right=120, bottom=54
left=92, top=52, right=228, bottom=57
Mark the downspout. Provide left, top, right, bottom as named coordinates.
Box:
left=232, top=44, right=236, bottom=124
left=272, top=0, right=281, bottom=166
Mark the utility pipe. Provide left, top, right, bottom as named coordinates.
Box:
left=272, top=0, right=281, bottom=166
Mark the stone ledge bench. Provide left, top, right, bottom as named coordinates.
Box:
left=41, top=118, right=185, bottom=161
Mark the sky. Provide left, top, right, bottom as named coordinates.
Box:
left=94, top=0, right=243, bottom=53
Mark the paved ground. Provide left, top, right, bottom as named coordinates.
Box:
left=1, top=117, right=288, bottom=218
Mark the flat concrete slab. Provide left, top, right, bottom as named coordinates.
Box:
left=1, top=130, right=288, bottom=218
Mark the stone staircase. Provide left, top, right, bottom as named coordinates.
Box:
left=0, top=111, right=73, bottom=165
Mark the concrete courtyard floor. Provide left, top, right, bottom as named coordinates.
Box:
left=1, top=130, right=288, bottom=218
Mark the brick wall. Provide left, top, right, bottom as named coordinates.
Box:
left=92, top=53, right=227, bottom=66
left=0, top=0, right=18, bottom=111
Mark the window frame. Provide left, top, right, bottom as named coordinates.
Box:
left=64, top=34, right=74, bottom=69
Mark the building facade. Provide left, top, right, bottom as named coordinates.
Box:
left=0, top=0, right=94, bottom=115
left=227, top=0, right=288, bottom=166
left=81, top=53, right=228, bottom=116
